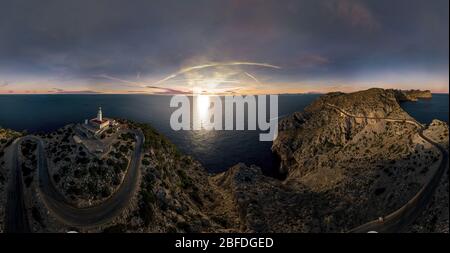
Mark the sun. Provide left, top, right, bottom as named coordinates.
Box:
left=195, top=94, right=211, bottom=128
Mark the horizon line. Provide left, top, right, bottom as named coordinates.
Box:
left=0, top=90, right=449, bottom=95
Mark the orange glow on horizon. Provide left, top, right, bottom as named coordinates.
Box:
left=1, top=79, right=448, bottom=95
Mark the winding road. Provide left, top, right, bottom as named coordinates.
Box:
left=325, top=103, right=448, bottom=233
left=5, top=129, right=144, bottom=230
left=4, top=138, right=31, bottom=233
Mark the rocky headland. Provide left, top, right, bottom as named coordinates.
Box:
left=41, top=123, right=136, bottom=208
left=393, top=89, right=433, bottom=102
left=270, top=88, right=447, bottom=232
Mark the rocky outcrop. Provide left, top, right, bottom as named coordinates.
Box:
left=393, top=89, right=432, bottom=102
left=273, top=88, right=413, bottom=177
left=212, top=164, right=327, bottom=232
left=211, top=88, right=447, bottom=232
left=269, top=88, right=447, bottom=232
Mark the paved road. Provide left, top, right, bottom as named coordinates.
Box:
left=6, top=129, right=144, bottom=229
left=325, top=103, right=449, bottom=233
left=4, top=138, right=31, bottom=233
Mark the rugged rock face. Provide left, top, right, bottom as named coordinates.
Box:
left=393, top=89, right=433, bottom=102
left=212, top=164, right=325, bottom=232
left=128, top=122, right=229, bottom=232
left=408, top=120, right=449, bottom=233
left=267, top=88, right=448, bottom=232
left=273, top=88, right=413, bottom=178
left=218, top=88, right=447, bottom=232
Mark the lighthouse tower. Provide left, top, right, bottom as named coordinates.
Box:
left=83, top=106, right=111, bottom=136
left=97, top=107, right=103, bottom=121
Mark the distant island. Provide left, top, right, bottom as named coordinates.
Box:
left=0, top=88, right=448, bottom=233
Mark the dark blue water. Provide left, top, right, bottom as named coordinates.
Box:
left=400, top=94, right=449, bottom=124
left=0, top=94, right=319, bottom=175
left=1, top=94, right=447, bottom=174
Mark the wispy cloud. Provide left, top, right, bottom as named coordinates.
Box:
left=153, top=62, right=281, bottom=85
left=244, top=72, right=260, bottom=84
left=292, top=54, right=330, bottom=69
left=95, top=74, right=146, bottom=88
left=51, top=88, right=102, bottom=94
left=145, top=85, right=190, bottom=95
left=325, top=0, right=381, bottom=30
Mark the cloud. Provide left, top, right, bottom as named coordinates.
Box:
left=0, top=0, right=447, bottom=93
left=52, top=88, right=65, bottom=92
left=51, top=88, right=102, bottom=94
left=0, top=81, right=9, bottom=87
left=95, top=74, right=145, bottom=88
left=145, top=85, right=190, bottom=95
left=325, top=0, right=380, bottom=30
left=292, top=54, right=330, bottom=69
left=153, top=62, right=281, bottom=85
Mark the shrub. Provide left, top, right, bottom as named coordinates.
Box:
left=66, top=186, right=82, bottom=196
left=189, top=190, right=203, bottom=206
left=374, top=187, right=386, bottom=196
left=32, top=207, right=43, bottom=226
left=139, top=188, right=155, bottom=226
left=106, top=159, right=115, bottom=167
left=24, top=176, right=33, bottom=188
left=176, top=169, right=192, bottom=189
left=103, top=224, right=127, bottom=233
left=53, top=174, right=61, bottom=183
left=134, top=123, right=180, bottom=156
left=212, top=216, right=229, bottom=227
left=176, top=221, right=192, bottom=232
left=101, top=187, right=111, bottom=198
left=75, top=156, right=90, bottom=164
left=21, top=164, right=33, bottom=177
left=119, top=145, right=128, bottom=153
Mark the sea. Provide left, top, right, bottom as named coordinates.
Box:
left=0, top=93, right=448, bottom=175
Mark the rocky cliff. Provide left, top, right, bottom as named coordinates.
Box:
left=268, top=88, right=447, bottom=232
left=216, top=88, right=448, bottom=232
left=393, top=89, right=433, bottom=102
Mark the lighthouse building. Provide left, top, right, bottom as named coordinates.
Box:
left=82, top=107, right=114, bottom=136
left=89, top=107, right=110, bottom=130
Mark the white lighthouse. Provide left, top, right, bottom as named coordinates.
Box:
left=87, top=106, right=110, bottom=132
left=81, top=106, right=114, bottom=136
left=97, top=107, right=103, bottom=121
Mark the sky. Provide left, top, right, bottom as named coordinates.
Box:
left=0, top=0, right=448, bottom=94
